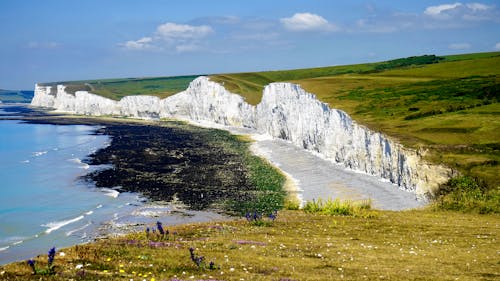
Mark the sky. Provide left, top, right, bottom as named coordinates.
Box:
left=1, top=0, right=499, bottom=89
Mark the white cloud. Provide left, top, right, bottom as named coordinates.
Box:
left=121, top=22, right=214, bottom=52
left=466, top=3, right=490, bottom=11
left=156, top=22, right=213, bottom=40
left=424, top=2, right=495, bottom=20
left=449, top=42, right=471, bottom=49
left=424, top=3, right=463, bottom=17
left=495, top=42, right=500, bottom=50
left=121, top=37, right=153, bottom=50
left=280, top=12, right=337, bottom=32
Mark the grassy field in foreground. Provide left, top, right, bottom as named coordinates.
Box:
left=1, top=209, right=498, bottom=281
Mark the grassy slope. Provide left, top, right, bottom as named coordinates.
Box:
left=40, top=75, right=199, bottom=101
left=1, top=210, right=498, bottom=281
left=39, top=52, right=499, bottom=190
left=211, top=53, right=500, bottom=189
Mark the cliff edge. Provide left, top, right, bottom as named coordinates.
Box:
left=31, top=76, right=452, bottom=198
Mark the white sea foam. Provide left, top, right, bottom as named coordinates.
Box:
left=12, top=240, right=23, bottom=245
left=42, top=215, right=85, bottom=234
left=102, top=188, right=120, bottom=198
left=21, top=160, right=30, bottom=163
left=85, top=210, right=93, bottom=215
left=33, top=151, right=48, bottom=157
left=66, top=222, right=92, bottom=237
left=68, top=157, right=90, bottom=169
left=68, top=157, right=82, bottom=164
left=0, top=246, right=9, bottom=252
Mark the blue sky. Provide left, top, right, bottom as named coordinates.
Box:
left=1, top=0, right=499, bottom=89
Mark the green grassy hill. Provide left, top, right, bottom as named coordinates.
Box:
left=210, top=53, right=500, bottom=192
left=40, top=75, right=199, bottom=101
left=46, top=52, right=500, bottom=204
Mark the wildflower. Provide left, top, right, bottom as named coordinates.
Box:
left=146, top=227, right=150, bottom=235
left=156, top=221, right=165, bottom=235
left=269, top=210, right=278, bottom=221
left=27, top=259, right=36, bottom=274
left=209, top=261, right=216, bottom=270
left=48, top=247, right=56, bottom=267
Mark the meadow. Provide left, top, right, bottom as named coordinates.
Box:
left=1, top=207, right=498, bottom=280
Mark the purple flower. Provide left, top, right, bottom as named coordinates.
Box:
left=47, top=247, right=56, bottom=266
left=27, top=259, right=36, bottom=274
left=157, top=221, right=165, bottom=235
left=209, top=261, right=216, bottom=270
left=269, top=212, right=277, bottom=221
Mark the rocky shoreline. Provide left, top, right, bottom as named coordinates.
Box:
left=7, top=106, right=265, bottom=214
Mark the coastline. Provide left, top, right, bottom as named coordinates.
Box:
left=0, top=105, right=233, bottom=264
left=1, top=103, right=424, bottom=264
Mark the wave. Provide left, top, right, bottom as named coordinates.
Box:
left=102, top=188, right=120, bottom=198
left=33, top=151, right=48, bottom=157
left=42, top=215, right=85, bottom=234
left=66, top=222, right=92, bottom=237
left=20, top=160, right=30, bottom=163
left=0, top=246, right=9, bottom=252
left=68, top=157, right=90, bottom=169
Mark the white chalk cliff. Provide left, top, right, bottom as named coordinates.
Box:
left=31, top=77, right=452, bottom=198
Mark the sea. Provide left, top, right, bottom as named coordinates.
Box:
left=0, top=106, right=143, bottom=264
left=0, top=104, right=227, bottom=265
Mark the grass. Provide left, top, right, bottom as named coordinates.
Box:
left=210, top=132, right=287, bottom=215
left=210, top=52, right=500, bottom=199
left=42, top=51, right=500, bottom=207
left=1, top=209, right=498, bottom=280
left=40, top=75, right=199, bottom=101
left=303, top=198, right=374, bottom=217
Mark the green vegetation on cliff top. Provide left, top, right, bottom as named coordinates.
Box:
left=210, top=52, right=500, bottom=192
left=43, top=52, right=500, bottom=198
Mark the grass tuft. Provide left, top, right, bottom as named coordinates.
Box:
left=303, top=198, right=375, bottom=218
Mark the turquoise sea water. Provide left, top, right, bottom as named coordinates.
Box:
left=0, top=117, right=142, bottom=264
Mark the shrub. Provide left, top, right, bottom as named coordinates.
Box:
left=434, top=176, right=500, bottom=214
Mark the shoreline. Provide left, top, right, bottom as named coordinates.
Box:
left=7, top=104, right=426, bottom=210
left=0, top=104, right=425, bottom=262
left=0, top=105, right=235, bottom=264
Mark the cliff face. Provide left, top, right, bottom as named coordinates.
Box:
left=31, top=77, right=452, bottom=197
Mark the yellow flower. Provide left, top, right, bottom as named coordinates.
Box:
left=106, top=257, right=111, bottom=262
left=103, top=270, right=108, bottom=273
left=119, top=264, right=124, bottom=267
left=119, top=269, right=125, bottom=273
